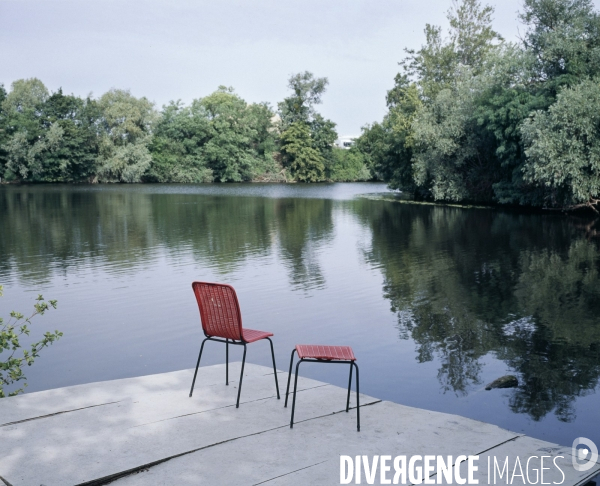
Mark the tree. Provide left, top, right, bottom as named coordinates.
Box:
left=359, top=0, right=504, bottom=200
left=358, top=0, right=600, bottom=210
left=147, top=101, right=213, bottom=183
left=96, top=89, right=157, bottom=183
left=278, top=72, right=329, bottom=126
left=1, top=79, right=50, bottom=181
left=278, top=72, right=337, bottom=181
left=1, top=78, right=49, bottom=115
left=0, top=82, right=100, bottom=182
left=449, top=0, right=504, bottom=67
left=309, top=113, right=337, bottom=177
left=0, top=285, right=62, bottom=398
left=472, top=46, right=551, bottom=205
left=38, top=90, right=100, bottom=182
left=357, top=75, right=422, bottom=192
left=402, top=0, right=502, bottom=100
left=521, top=78, right=600, bottom=211
left=411, top=68, right=498, bottom=202
left=279, top=122, right=325, bottom=182
left=329, top=147, right=371, bottom=182
left=198, top=87, right=278, bottom=182
left=5, top=122, right=64, bottom=180
left=519, top=0, right=600, bottom=94
left=0, top=85, right=9, bottom=178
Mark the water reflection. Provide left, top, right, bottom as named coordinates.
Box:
left=1, top=185, right=599, bottom=431
left=351, top=200, right=600, bottom=421
left=0, top=187, right=334, bottom=291
left=275, top=199, right=333, bottom=291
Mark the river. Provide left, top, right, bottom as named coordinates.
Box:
left=1, top=183, right=598, bottom=447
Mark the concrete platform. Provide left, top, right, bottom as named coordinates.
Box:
left=0, top=363, right=598, bottom=485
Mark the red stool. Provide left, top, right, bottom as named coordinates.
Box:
left=284, top=345, right=360, bottom=431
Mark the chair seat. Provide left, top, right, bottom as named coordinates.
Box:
left=242, top=328, right=274, bottom=343
left=295, top=344, right=356, bottom=361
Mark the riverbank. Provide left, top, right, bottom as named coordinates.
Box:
left=2, top=363, right=598, bottom=485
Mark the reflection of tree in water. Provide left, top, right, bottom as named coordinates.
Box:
left=274, top=198, right=333, bottom=292
left=0, top=187, right=334, bottom=292
left=498, top=318, right=600, bottom=421
left=503, top=241, right=600, bottom=421
left=352, top=199, right=600, bottom=420
left=150, top=194, right=275, bottom=274
left=0, top=188, right=157, bottom=283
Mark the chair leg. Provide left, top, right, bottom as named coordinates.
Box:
left=346, top=362, right=353, bottom=412
left=226, top=339, right=229, bottom=386
left=266, top=338, right=280, bottom=399
left=284, top=348, right=297, bottom=407
left=290, top=359, right=302, bottom=428
left=236, top=344, right=247, bottom=408
left=354, top=362, right=360, bottom=432
left=189, top=338, right=208, bottom=398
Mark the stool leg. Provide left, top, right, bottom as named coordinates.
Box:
left=189, top=338, right=207, bottom=398
left=346, top=362, right=353, bottom=412
left=226, top=339, right=229, bottom=386
left=354, top=362, right=360, bottom=432
left=284, top=349, right=296, bottom=407
left=266, top=338, right=280, bottom=399
left=290, top=360, right=302, bottom=428
left=236, top=344, right=247, bottom=408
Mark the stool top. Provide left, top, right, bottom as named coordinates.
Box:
left=295, top=344, right=356, bottom=361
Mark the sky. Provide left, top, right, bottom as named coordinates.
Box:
left=1, top=0, right=598, bottom=136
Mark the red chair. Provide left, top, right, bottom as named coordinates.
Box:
left=189, top=282, right=280, bottom=407
left=285, top=345, right=360, bottom=431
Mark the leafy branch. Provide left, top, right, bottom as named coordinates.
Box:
left=0, top=285, right=63, bottom=398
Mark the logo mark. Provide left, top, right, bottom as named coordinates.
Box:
left=572, top=437, right=598, bottom=472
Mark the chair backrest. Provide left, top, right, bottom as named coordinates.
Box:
left=191, top=281, right=243, bottom=341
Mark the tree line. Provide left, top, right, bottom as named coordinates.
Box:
left=357, top=0, right=600, bottom=212
left=2, top=0, right=600, bottom=211
left=0, top=73, right=370, bottom=185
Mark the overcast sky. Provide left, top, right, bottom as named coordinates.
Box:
left=2, top=0, right=598, bottom=136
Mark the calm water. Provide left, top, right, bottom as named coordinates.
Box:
left=1, top=183, right=599, bottom=447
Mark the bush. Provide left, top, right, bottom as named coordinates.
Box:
left=0, top=285, right=63, bottom=398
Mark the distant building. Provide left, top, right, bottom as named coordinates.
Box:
left=335, top=136, right=358, bottom=149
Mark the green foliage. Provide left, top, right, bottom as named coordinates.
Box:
left=519, top=0, right=600, bottom=94
left=310, top=113, right=337, bottom=175
left=357, top=76, right=422, bottom=192
left=96, top=89, right=157, bottom=183
left=411, top=67, right=499, bottom=202
left=280, top=122, right=324, bottom=182
left=0, top=285, right=63, bottom=398
left=357, top=0, right=600, bottom=210
left=0, top=84, right=8, bottom=178
left=198, top=87, right=278, bottom=182
left=0, top=72, right=342, bottom=184
left=2, top=78, right=49, bottom=114
left=147, top=101, right=213, bottom=183
left=473, top=46, right=551, bottom=205
left=2, top=78, right=49, bottom=181
left=6, top=123, right=64, bottom=180
left=278, top=72, right=329, bottom=126
left=278, top=72, right=338, bottom=181
left=401, top=0, right=502, bottom=100
left=328, top=147, right=371, bottom=182
left=521, top=78, right=600, bottom=210
left=148, top=88, right=279, bottom=183
left=39, top=90, right=100, bottom=182
left=1, top=81, right=100, bottom=183
left=0, top=82, right=285, bottom=184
